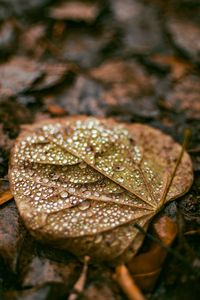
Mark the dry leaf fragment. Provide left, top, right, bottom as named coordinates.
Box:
left=0, top=57, right=42, bottom=97
left=0, top=189, right=13, bottom=205
left=9, top=116, right=193, bottom=262
left=0, top=201, right=25, bottom=271
left=49, top=1, right=100, bottom=23
left=127, top=215, right=178, bottom=292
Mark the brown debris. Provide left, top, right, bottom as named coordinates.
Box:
left=163, top=75, right=200, bottom=119
left=149, top=54, right=193, bottom=81
left=127, top=216, right=177, bottom=292
left=0, top=56, right=42, bottom=97
left=0, top=0, right=199, bottom=299
left=49, top=1, right=100, bottom=23
left=90, top=60, right=158, bottom=118
left=0, top=189, right=13, bottom=205
left=167, top=18, right=200, bottom=62
left=47, top=104, right=66, bottom=115
left=0, top=201, right=26, bottom=271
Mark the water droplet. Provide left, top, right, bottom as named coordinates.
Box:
left=78, top=200, right=91, bottom=211
left=113, top=164, right=125, bottom=171
left=43, top=178, right=49, bottom=184
left=117, top=177, right=124, bottom=183
left=69, top=187, right=76, bottom=193
left=79, top=162, right=87, bottom=169
left=52, top=174, right=60, bottom=180
left=94, top=234, right=103, bottom=244
left=60, top=191, right=68, bottom=198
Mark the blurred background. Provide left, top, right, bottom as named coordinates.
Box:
left=0, top=1, right=200, bottom=299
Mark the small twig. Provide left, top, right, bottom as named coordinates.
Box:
left=188, top=147, right=200, bottom=153
left=114, top=264, right=147, bottom=300
left=184, top=229, right=200, bottom=236
left=68, top=256, right=90, bottom=300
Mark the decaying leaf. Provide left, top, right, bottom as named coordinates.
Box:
left=0, top=201, right=25, bottom=271
left=0, top=189, right=13, bottom=205
left=127, top=215, right=178, bottom=292
left=49, top=1, right=100, bottom=23
left=9, top=116, right=193, bottom=262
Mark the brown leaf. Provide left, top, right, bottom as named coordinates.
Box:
left=163, top=75, right=200, bottom=119
left=2, top=283, right=67, bottom=300
left=21, top=255, right=79, bottom=288
left=49, top=1, right=100, bottom=23
left=0, top=19, right=18, bottom=55
left=0, top=57, right=42, bottom=97
left=47, top=75, right=105, bottom=116
left=110, top=0, right=167, bottom=55
left=127, top=215, right=177, bottom=292
left=0, top=201, right=26, bottom=271
left=0, top=189, right=13, bottom=205
left=56, top=29, right=115, bottom=68
left=9, top=117, right=193, bottom=263
left=19, top=24, right=46, bottom=58
left=90, top=59, right=158, bottom=118
left=47, top=104, right=66, bottom=116
left=149, top=55, right=193, bottom=80
left=30, top=63, right=76, bottom=92
left=166, top=18, right=200, bottom=62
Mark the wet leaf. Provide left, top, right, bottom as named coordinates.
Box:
left=9, top=117, right=193, bottom=262
left=127, top=215, right=177, bottom=292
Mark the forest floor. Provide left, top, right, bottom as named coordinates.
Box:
left=0, top=1, right=200, bottom=299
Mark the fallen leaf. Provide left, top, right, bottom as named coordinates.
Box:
left=0, top=19, right=18, bottom=55
left=90, top=59, right=159, bottom=118
left=0, top=57, right=42, bottom=97
left=0, top=201, right=26, bottom=271
left=9, top=117, right=193, bottom=263
left=2, top=283, right=67, bottom=300
left=149, top=55, right=193, bottom=80
left=163, top=75, right=200, bottom=120
left=47, top=104, right=66, bottom=116
left=0, top=189, right=13, bottom=205
left=49, top=1, right=100, bottom=23
left=166, top=18, right=200, bottom=62
left=110, top=0, right=167, bottom=55
left=21, top=255, right=79, bottom=288
left=127, top=215, right=177, bottom=292
left=57, top=29, right=115, bottom=68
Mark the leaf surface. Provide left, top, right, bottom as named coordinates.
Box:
left=9, top=116, right=193, bottom=261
